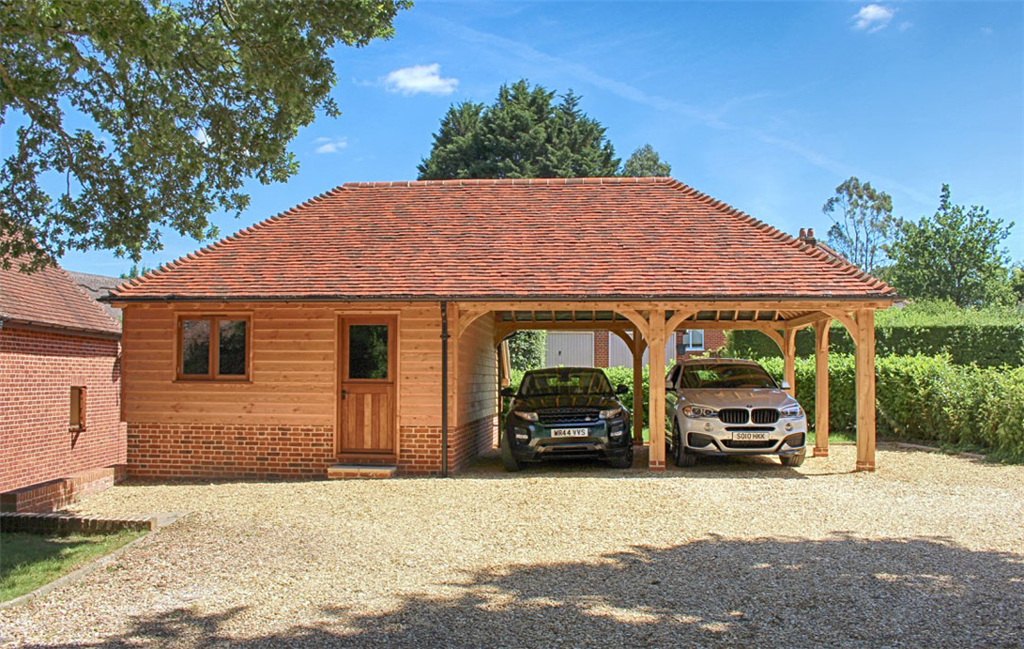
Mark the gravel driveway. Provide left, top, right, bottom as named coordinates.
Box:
left=2, top=444, right=1022, bottom=647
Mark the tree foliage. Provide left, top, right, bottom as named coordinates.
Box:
left=822, top=177, right=895, bottom=273
left=0, top=0, right=409, bottom=270
left=507, top=330, right=546, bottom=371
left=417, top=80, right=619, bottom=180
left=622, top=143, right=671, bottom=177
left=887, top=184, right=1013, bottom=307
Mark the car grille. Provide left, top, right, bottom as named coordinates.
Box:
left=537, top=408, right=601, bottom=425
left=752, top=408, right=780, bottom=424
left=722, top=439, right=776, bottom=449
left=724, top=427, right=775, bottom=433
left=718, top=409, right=749, bottom=424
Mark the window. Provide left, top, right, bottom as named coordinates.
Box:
left=679, top=329, right=705, bottom=351
left=70, top=386, right=86, bottom=430
left=178, top=316, right=250, bottom=380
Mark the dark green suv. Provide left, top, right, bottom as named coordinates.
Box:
left=499, top=367, right=633, bottom=471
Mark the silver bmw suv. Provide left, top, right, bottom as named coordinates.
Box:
left=665, top=358, right=808, bottom=467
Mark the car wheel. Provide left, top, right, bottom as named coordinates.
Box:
left=500, top=432, right=522, bottom=472
left=673, top=424, right=696, bottom=468
left=608, top=443, right=634, bottom=469
left=779, top=449, right=806, bottom=467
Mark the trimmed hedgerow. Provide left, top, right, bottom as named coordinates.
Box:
left=725, top=302, right=1024, bottom=368
left=759, top=354, right=1024, bottom=462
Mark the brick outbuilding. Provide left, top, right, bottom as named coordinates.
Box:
left=1, top=262, right=126, bottom=511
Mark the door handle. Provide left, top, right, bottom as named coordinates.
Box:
left=341, top=389, right=348, bottom=400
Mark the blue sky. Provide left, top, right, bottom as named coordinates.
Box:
left=56, top=1, right=1024, bottom=275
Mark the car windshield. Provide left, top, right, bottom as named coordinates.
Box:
left=518, top=368, right=614, bottom=397
left=680, top=363, right=778, bottom=389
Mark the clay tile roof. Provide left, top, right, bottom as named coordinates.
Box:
left=1, top=263, right=122, bottom=335
left=110, top=177, right=896, bottom=302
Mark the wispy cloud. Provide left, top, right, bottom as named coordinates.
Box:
left=314, top=137, right=348, bottom=154
left=980, top=27, right=994, bottom=36
left=429, top=18, right=932, bottom=207
left=898, top=21, right=913, bottom=33
left=852, top=4, right=895, bottom=33
left=384, top=64, right=459, bottom=96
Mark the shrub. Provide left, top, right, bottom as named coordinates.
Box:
left=725, top=300, right=1024, bottom=367
left=760, top=353, right=1024, bottom=461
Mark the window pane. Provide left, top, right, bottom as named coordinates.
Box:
left=348, top=324, right=389, bottom=379
left=182, top=319, right=210, bottom=375
left=218, top=320, right=247, bottom=376
left=692, top=330, right=704, bottom=349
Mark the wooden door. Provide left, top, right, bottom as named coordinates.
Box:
left=339, top=317, right=396, bottom=455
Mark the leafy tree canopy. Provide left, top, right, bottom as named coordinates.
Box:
left=1, top=0, right=409, bottom=270
left=622, top=143, right=671, bottom=177
left=822, top=176, right=895, bottom=274
left=887, top=184, right=1014, bottom=308
left=418, top=80, right=620, bottom=180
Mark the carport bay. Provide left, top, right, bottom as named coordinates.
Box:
left=109, top=177, right=895, bottom=479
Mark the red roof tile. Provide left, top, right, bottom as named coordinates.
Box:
left=1, top=262, right=121, bottom=335
left=111, top=177, right=896, bottom=302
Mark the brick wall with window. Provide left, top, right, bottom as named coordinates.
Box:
left=0, top=326, right=126, bottom=495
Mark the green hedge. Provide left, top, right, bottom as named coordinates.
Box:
left=725, top=302, right=1024, bottom=367
left=759, top=354, right=1024, bottom=461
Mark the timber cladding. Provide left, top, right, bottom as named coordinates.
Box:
left=120, top=301, right=500, bottom=478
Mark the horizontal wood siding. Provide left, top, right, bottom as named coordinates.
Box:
left=122, top=302, right=446, bottom=430
left=456, top=311, right=498, bottom=428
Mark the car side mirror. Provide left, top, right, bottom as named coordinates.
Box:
left=615, top=384, right=628, bottom=395
left=779, top=380, right=791, bottom=391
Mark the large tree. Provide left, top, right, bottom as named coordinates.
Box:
left=887, top=184, right=1013, bottom=307
left=417, top=80, right=619, bottom=180
left=822, top=177, right=895, bottom=274
left=1, top=0, right=409, bottom=270
left=622, top=143, right=671, bottom=177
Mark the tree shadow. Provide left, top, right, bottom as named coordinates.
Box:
left=42, top=535, right=1024, bottom=647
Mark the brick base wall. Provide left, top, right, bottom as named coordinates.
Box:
left=397, top=417, right=495, bottom=476
left=0, top=326, right=126, bottom=494
left=127, top=422, right=335, bottom=480
left=0, top=465, right=127, bottom=513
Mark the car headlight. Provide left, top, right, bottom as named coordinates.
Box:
left=781, top=406, right=804, bottom=419
left=683, top=405, right=718, bottom=419
left=599, top=407, right=623, bottom=420
left=513, top=411, right=539, bottom=422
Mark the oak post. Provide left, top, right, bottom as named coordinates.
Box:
left=631, top=332, right=645, bottom=445
left=813, top=318, right=831, bottom=457
left=855, top=309, right=876, bottom=471
left=647, top=310, right=667, bottom=470
left=782, top=328, right=797, bottom=397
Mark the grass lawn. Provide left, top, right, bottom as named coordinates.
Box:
left=0, top=530, right=143, bottom=602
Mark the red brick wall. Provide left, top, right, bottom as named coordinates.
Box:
left=397, top=417, right=495, bottom=476
left=675, top=329, right=727, bottom=362
left=0, top=326, right=126, bottom=493
left=593, top=330, right=610, bottom=367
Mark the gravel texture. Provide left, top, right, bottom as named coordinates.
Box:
left=1, top=444, right=1022, bottom=647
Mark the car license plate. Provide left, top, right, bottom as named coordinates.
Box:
left=551, top=428, right=589, bottom=437
left=733, top=431, right=770, bottom=441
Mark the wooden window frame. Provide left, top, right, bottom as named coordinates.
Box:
left=70, top=386, right=87, bottom=432
left=176, top=314, right=252, bottom=382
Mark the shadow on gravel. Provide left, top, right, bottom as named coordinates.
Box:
left=457, top=448, right=813, bottom=480
left=43, top=535, right=1024, bottom=648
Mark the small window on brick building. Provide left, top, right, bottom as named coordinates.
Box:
left=679, top=330, right=705, bottom=351
left=70, top=386, right=86, bottom=430
left=178, top=315, right=250, bottom=380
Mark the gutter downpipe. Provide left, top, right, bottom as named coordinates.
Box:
left=440, top=301, right=449, bottom=478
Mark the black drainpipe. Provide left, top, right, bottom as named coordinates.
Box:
left=440, top=301, right=449, bottom=478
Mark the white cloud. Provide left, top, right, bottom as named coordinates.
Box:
left=314, top=136, right=348, bottom=154
left=898, top=21, right=913, bottom=33
left=193, top=127, right=212, bottom=147
left=383, top=64, right=458, bottom=96
left=852, top=4, right=895, bottom=33
left=981, top=27, right=994, bottom=36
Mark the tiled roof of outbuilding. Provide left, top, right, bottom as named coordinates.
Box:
left=111, top=177, right=896, bottom=302
left=1, top=263, right=122, bottom=335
